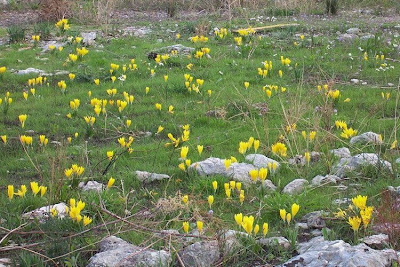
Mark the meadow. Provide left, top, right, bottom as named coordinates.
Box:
left=0, top=10, right=399, bottom=266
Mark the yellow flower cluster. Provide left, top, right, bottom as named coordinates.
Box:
left=271, top=142, right=287, bottom=157
left=234, top=213, right=268, bottom=236
left=64, top=164, right=85, bottom=178
left=238, top=136, right=260, bottom=155
left=280, top=203, right=300, bottom=225
left=7, top=182, right=47, bottom=199
left=237, top=27, right=255, bottom=36
left=214, top=28, right=228, bottom=39
left=65, top=198, right=92, bottom=226
left=191, top=35, right=208, bottom=43
left=184, top=74, right=204, bottom=93
left=55, top=19, right=70, bottom=31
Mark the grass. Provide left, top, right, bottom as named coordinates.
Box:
left=0, top=12, right=399, bottom=266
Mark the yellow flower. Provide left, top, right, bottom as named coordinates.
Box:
left=334, top=208, right=347, bottom=219
left=344, top=98, right=350, bottom=102
left=197, top=145, right=203, bottom=155
left=212, top=181, right=218, bottom=192
left=178, top=162, right=186, bottom=171
left=107, top=151, right=114, bottom=161
left=40, top=186, right=47, bottom=196
left=208, top=195, right=214, bottom=209
left=242, top=215, right=254, bottom=234
left=69, top=54, right=78, bottom=62
left=69, top=73, right=75, bottom=80
left=286, top=213, right=292, bottom=224
left=244, top=82, right=249, bottom=89
left=236, top=182, right=242, bottom=191
left=155, top=103, right=162, bottom=111
left=348, top=216, right=362, bottom=231
left=1, top=135, right=6, bottom=144
left=180, top=146, right=189, bottom=159
left=107, top=177, right=115, bottom=188
left=390, top=140, right=397, bottom=149
left=254, top=140, right=260, bottom=152
left=254, top=224, right=260, bottom=235
left=19, top=114, right=28, bottom=128
left=239, top=193, right=245, bottom=204
left=0, top=66, right=6, bottom=74
left=304, top=152, right=311, bottom=163
left=168, top=105, right=174, bottom=114
left=197, top=221, right=204, bottom=233
left=263, top=222, right=269, bottom=236
left=341, top=127, right=358, bottom=139
left=271, top=142, right=287, bottom=157
left=258, top=168, right=268, bottom=181
left=8, top=185, right=14, bottom=200
left=224, top=159, right=232, bottom=169
left=163, top=75, right=168, bottom=82
left=249, top=169, right=258, bottom=181
left=279, top=70, right=283, bottom=78
left=94, top=79, right=100, bottom=85
left=126, top=120, right=131, bottom=127
left=360, top=206, right=373, bottom=228
left=65, top=168, right=73, bottom=178
left=157, top=125, right=164, bottom=134
left=309, top=131, right=317, bottom=141
left=280, top=209, right=286, bottom=221
left=291, top=203, right=300, bottom=218
left=30, top=182, right=40, bottom=195
left=15, top=185, right=27, bottom=197
left=83, top=216, right=92, bottom=226
left=225, top=188, right=231, bottom=198
left=352, top=195, right=367, bottom=210
left=234, top=213, right=243, bottom=226
left=183, top=221, right=190, bottom=233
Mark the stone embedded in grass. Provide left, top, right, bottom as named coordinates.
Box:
left=15, top=68, right=45, bottom=75
left=218, top=230, right=249, bottom=256
left=338, top=33, right=357, bottom=42
left=135, top=171, right=170, bottom=183
left=79, top=181, right=104, bottom=192
left=22, top=202, right=68, bottom=222
left=350, top=132, right=383, bottom=145
left=245, top=154, right=280, bottom=169
left=40, top=41, right=66, bottom=53
left=362, top=234, right=389, bottom=250
left=311, top=174, right=341, bottom=186
left=178, top=241, right=220, bottom=267
left=282, top=179, right=309, bottom=195
left=346, top=28, right=361, bottom=34
left=279, top=236, right=397, bottom=267
left=81, top=32, right=97, bottom=46
left=153, top=44, right=195, bottom=55
left=301, top=211, right=328, bottom=229
left=262, top=179, right=277, bottom=192
left=122, top=26, right=152, bottom=37
left=331, top=153, right=392, bottom=178
left=288, top=152, right=321, bottom=166
left=330, top=147, right=351, bottom=159
left=257, top=236, right=291, bottom=250
left=87, top=236, right=171, bottom=267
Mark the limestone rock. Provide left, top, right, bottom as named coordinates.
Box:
left=350, top=132, right=383, bottom=145
left=279, top=236, right=397, bottom=267
left=87, top=236, right=171, bottom=267
left=245, top=154, right=280, bottom=169
left=338, top=33, right=357, bottom=42
left=79, top=181, right=104, bottom=192
left=226, top=162, right=258, bottom=184
left=311, top=174, right=341, bottom=186
left=346, top=28, right=361, bottom=34
left=362, top=234, right=389, bottom=249
left=301, top=211, right=327, bottom=229
left=288, top=152, right=321, bottom=166
left=154, top=44, right=195, bottom=55
left=332, top=153, right=392, bottom=178
left=258, top=236, right=291, bottom=250
left=22, top=202, right=67, bottom=222
left=330, top=147, right=351, bottom=158
left=190, top=157, right=227, bottom=177
left=81, top=32, right=97, bottom=46
left=122, top=26, right=152, bottom=37
left=262, top=179, right=277, bottom=192
left=41, top=41, right=66, bottom=53
left=282, top=179, right=309, bottom=195
left=16, top=68, right=45, bottom=75
left=135, top=171, right=170, bottom=183
left=179, top=241, right=220, bottom=267
left=219, top=230, right=248, bottom=255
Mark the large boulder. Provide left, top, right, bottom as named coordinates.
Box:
left=279, top=236, right=397, bottom=267
left=350, top=132, right=383, bottom=145
left=87, top=236, right=171, bottom=267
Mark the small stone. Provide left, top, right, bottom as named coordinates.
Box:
left=135, top=171, right=170, bottom=183
left=302, top=211, right=327, bottom=229
left=40, top=41, right=66, bottom=53
left=295, top=223, right=309, bottom=230
left=362, top=234, right=389, bottom=249
left=81, top=32, right=97, bottom=46
left=245, top=154, right=280, bottom=169
left=388, top=83, right=394, bottom=86
left=360, top=34, right=374, bottom=40
left=219, top=230, right=248, bottom=255
left=311, top=174, right=341, bottom=186
left=388, top=185, right=400, bottom=195
left=179, top=241, right=220, bottom=267
left=350, top=132, right=383, bottom=145
left=351, top=78, right=360, bottom=84
left=282, top=179, right=309, bottom=195
left=362, top=82, right=368, bottom=85
left=262, top=179, right=277, bottom=192
left=338, top=33, right=357, bottom=42
left=153, top=44, right=195, bottom=55
left=78, top=181, right=104, bottom=192
left=22, top=203, right=68, bottom=222
left=332, top=198, right=351, bottom=205
left=346, top=28, right=361, bottom=34
left=330, top=147, right=351, bottom=158
left=258, top=236, right=291, bottom=250
left=87, top=236, right=171, bottom=267
left=15, top=68, right=45, bottom=75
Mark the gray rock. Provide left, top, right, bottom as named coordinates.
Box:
left=361, top=34, right=375, bottom=40
left=282, top=179, right=309, bottom=195
left=346, top=28, right=361, bottom=34
left=362, top=234, right=389, bottom=249
left=190, top=157, right=227, bottom=177
left=81, top=32, right=97, bottom=46
left=332, top=153, right=392, bottom=178
left=338, top=33, right=357, bottom=42
left=330, top=147, right=351, bottom=158
left=122, top=27, right=152, bottom=37
left=87, top=236, right=171, bottom=267
left=388, top=185, right=400, bottom=195
left=179, top=241, right=220, bottom=267
left=154, top=44, right=195, bottom=55
left=396, top=158, right=400, bottom=164
left=22, top=202, right=67, bottom=222
left=219, top=230, right=248, bottom=255
left=310, top=229, right=323, bottom=237
left=227, top=162, right=259, bottom=184
left=332, top=198, right=351, bottom=205
left=302, top=211, right=327, bottom=229
left=16, top=68, right=45, bottom=75
left=0, top=258, right=11, bottom=267
left=295, top=223, right=309, bottom=230
left=79, top=181, right=104, bottom=192
left=288, top=152, right=321, bottom=166
left=135, top=171, right=170, bottom=183
left=0, top=0, right=8, bottom=5
left=350, top=132, right=383, bottom=145
left=41, top=41, right=66, bottom=53
left=258, top=236, right=291, bottom=249
left=279, top=236, right=397, bottom=267
left=311, top=174, right=341, bottom=186
left=245, top=154, right=280, bottom=169
left=262, top=179, right=277, bottom=192
left=350, top=78, right=360, bottom=84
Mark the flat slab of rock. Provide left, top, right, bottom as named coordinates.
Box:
left=15, top=68, right=45, bottom=75
left=350, top=132, right=383, bottom=145
left=330, top=147, right=351, bottom=159
left=282, top=179, right=308, bottom=194
left=22, top=202, right=67, bottom=222
left=258, top=236, right=290, bottom=250
left=190, top=157, right=227, bottom=176
left=154, top=44, right=195, bottom=55
left=301, top=211, right=327, bottom=229
left=41, top=41, right=66, bottom=53
left=245, top=154, right=280, bottom=169
left=346, top=27, right=361, bottom=34
left=279, top=236, right=397, bottom=267
left=81, top=32, right=97, bottom=46
left=135, top=171, right=170, bottom=183
left=219, top=230, right=248, bottom=255
left=79, top=180, right=104, bottom=192
left=311, top=174, right=341, bottom=186
left=179, top=241, right=220, bottom=267
left=362, top=234, right=389, bottom=249
left=87, top=236, right=171, bottom=267
left=332, top=153, right=392, bottom=178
